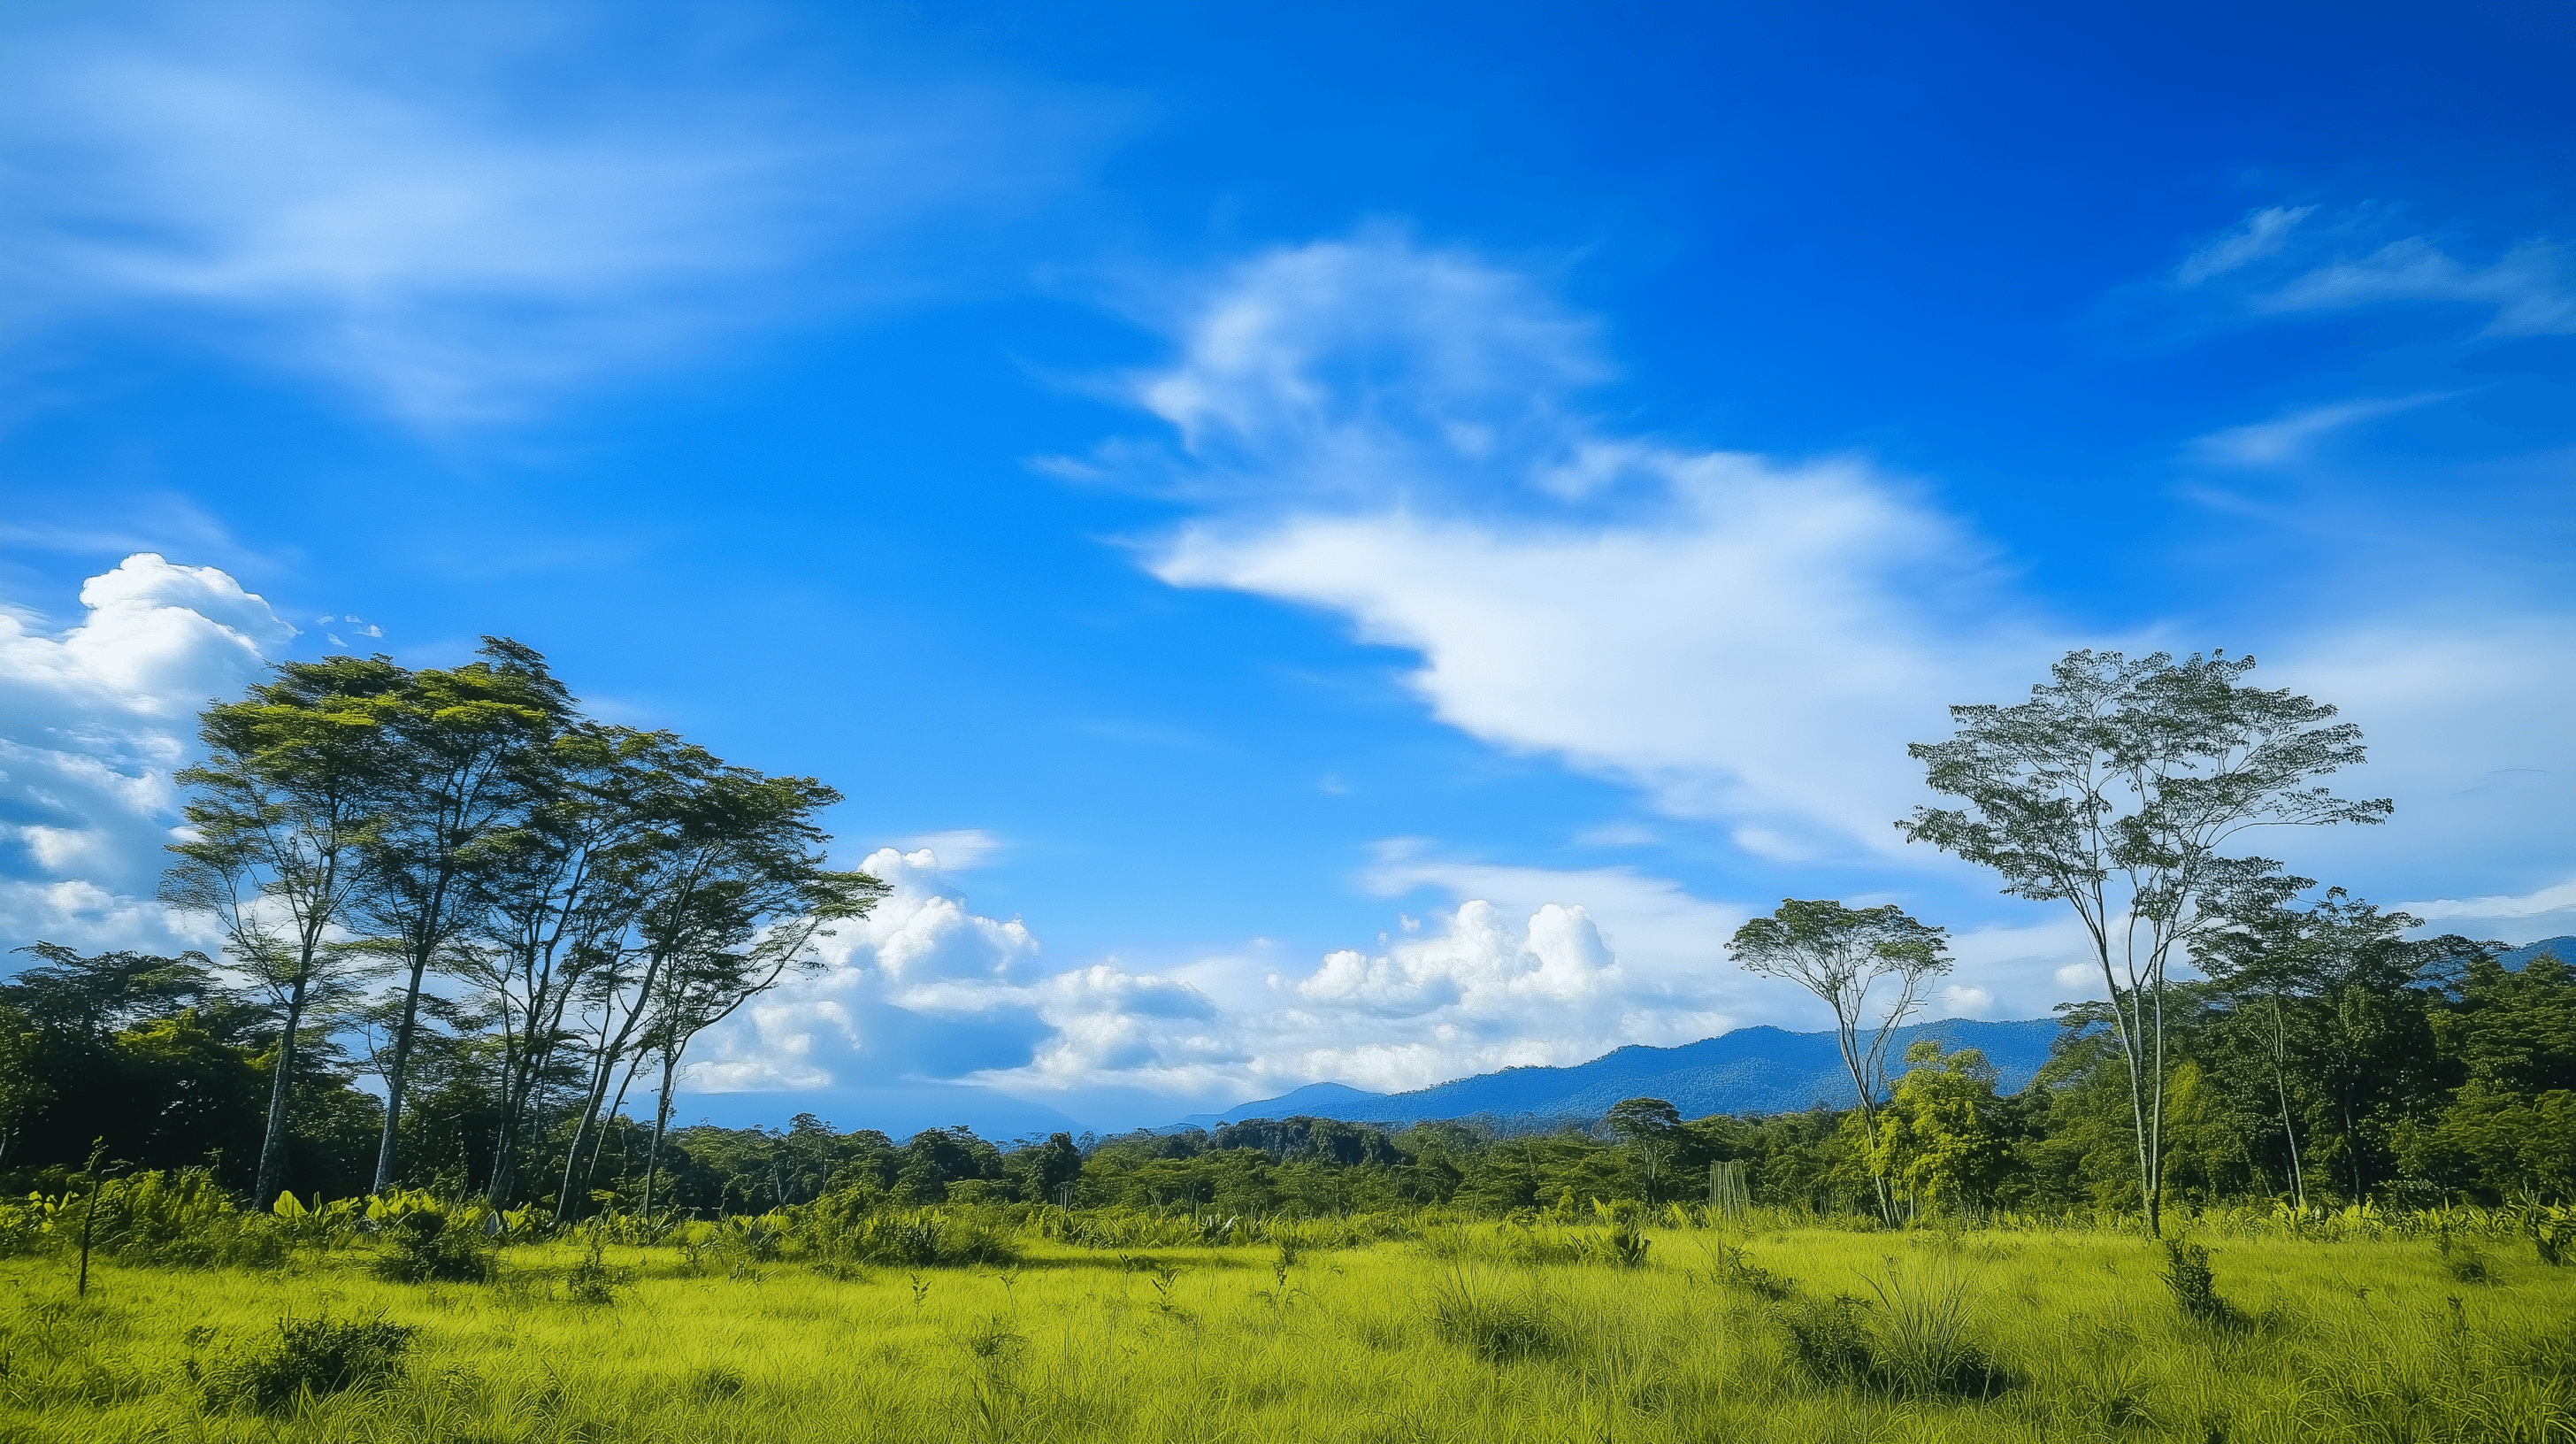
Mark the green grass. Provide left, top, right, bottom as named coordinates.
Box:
left=3, top=1220, right=2572, bottom=1442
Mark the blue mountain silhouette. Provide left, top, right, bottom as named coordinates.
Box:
left=1181, top=1016, right=2065, bottom=1129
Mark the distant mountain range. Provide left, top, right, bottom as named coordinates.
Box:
left=2496, top=935, right=2573, bottom=970
left=1159, top=934, right=2576, bottom=1134
left=1167, top=1017, right=2065, bottom=1131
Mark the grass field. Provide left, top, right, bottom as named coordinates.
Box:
left=4, top=1217, right=2572, bottom=1443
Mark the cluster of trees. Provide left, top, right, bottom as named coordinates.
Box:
left=0, top=641, right=880, bottom=1217
left=2, top=643, right=2569, bottom=1223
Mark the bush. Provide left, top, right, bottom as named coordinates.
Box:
left=372, top=1211, right=496, bottom=1285
left=564, top=1233, right=623, bottom=1305
left=1778, top=1294, right=1878, bottom=1386
left=1700, top=1240, right=1794, bottom=1301
left=2530, top=1206, right=2574, bottom=1267
left=2160, top=1238, right=2241, bottom=1328
left=202, top=1316, right=415, bottom=1415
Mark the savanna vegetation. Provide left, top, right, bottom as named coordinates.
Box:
left=2, top=644, right=2572, bottom=1439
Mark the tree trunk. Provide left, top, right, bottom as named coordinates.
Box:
left=372, top=949, right=432, bottom=1193
left=253, top=977, right=310, bottom=1206
left=2271, top=994, right=2305, bottom=1210
left=640, top=1046, right=681, bottom=1219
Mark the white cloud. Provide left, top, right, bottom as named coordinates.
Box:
left=895, top=828, right=1004, bottom=872
left=2396, top=875, right=2576, bottom=944
left=2260, top=236, right=2576, bottom=335
left=0, top=554, right=295, bottom=953
left=1156, top=438, right=2046, bottom=857
left=2178, top=204, right=2315, bottom=286
left=2192, top=394, right=2443, bottom=466
left=1127, top=234, right=2576, bottom=896
left=0, top=2, right=1116, bottom=424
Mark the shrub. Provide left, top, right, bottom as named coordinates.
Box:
left=1428, top=1270, right=1558, bottom=1361
left=564, top=1233, right=622, bottom=1305
left=1594, top=1221, right=1652, bottom=1268
left=1699, top=1240, right=1794, bottom=1301
left=2160, top=1238, right=2241, bottom=1328
left=372, top=1211, right=496, bottom=1285
left=203, top=1316, right=415, bottom=1415
left=1777, top=1294, right=1877, bottom=1386
left=2529, top=1206, right=2573, bottom=1267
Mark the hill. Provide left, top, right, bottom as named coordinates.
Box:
left=2496, top=934, right=2574, bottom=970
left=1181, top=1016, right=2063, bottom=1130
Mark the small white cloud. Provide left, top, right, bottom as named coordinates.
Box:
left=896, top=828, right=1004, bottom=872
left=1939, top=984, right=1997, bottom=1018
left=2177, top=204, right=2315, bottom=286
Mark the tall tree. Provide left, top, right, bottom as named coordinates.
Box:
left=453, top=722, right=670, bottom=1207
left=631, top=859, right=885, bottom=1217
left=1604, top=1096, right=1683, bottom=1202
left=360, top=638, right=570, bottom=1192
left=162, top=656, right=404, bottom=1205
left=1728, top=898, right=1950, bottom=1222
left=2198, top=887, right=2422, bottom=1208
left=551, top=761, right=868, bottom=1222
left=1898, top=649, right=2388, bottom=1234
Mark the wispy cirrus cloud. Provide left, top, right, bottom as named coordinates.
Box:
left=2170, top=204, right=2576, bottom=337
left=2190, top=393, right=2448, bottom=466
left=2177, top=204, right=2317, bottom=286
left=2260, top=237, right=2576, bottom=335
left=0, top=2, right=1123, bottom=425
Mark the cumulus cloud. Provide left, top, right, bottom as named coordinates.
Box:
left=1130, top=237, right=2050, bottom=856
left=0, top=2, right=1117, bottom=424
left=686, top=844, right=1238, bottom=1110
left=0, top=554, right=295, bottom=952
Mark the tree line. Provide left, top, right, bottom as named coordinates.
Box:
left=0, top=644, right=2568, bottom=1221
left=0, top=641, right=880, bottom=1217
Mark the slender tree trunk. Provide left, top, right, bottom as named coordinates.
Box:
left=254, top=975, right=310, bottom=1206
left=640, top=1045, right=681, bottom=1218
left=372, top=948, right=432, bottom=1193
left=1831, top=1000, right=1899, bottom=1226
left=2146, top=953, right=2167, bottom=1238
left=2270, top=993, right=2305, bottom=1210
left=577, top=1048, right=649, bottom=1207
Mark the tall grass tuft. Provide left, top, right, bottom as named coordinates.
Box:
left=1427, top=1268, right=1559, bottom=1362
left=196, top=1315, right=415, bottom=1415
left=1859, top=1253, right=2009, bottom=1399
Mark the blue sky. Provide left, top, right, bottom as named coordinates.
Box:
left=4, top=2, right=2572, bottom=1135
